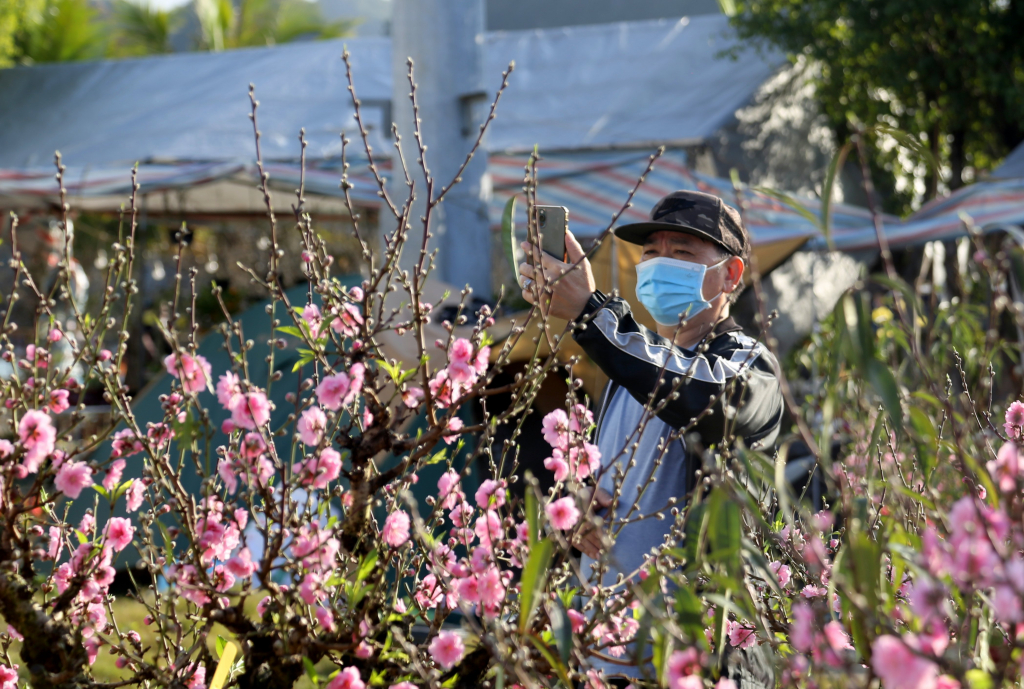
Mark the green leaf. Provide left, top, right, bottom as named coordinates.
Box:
left=157, top=520, right=175, bottom=554
left=277, top=325, right=304, bottom=338
left=112, top=479, right=133, bottom=504
left=357, top=549, right=378, bottom=583
left=712, top=590, right=730, bottom=658
left=820, top=141, right=853, bottom=250
left=377, top=359, right=402, bottom=383
left=673, top=586, right=707, bottom=647
left=74, top=529, right=88, bottom=545
left=546, top=599, right=572, bottom=665
left=502, top=195, right=520, bottom=283
left=525, top=475, right=539, bottom=546
left=866, top=358, right=903, bottom=434
left=707, top=489, right=742, bottom=573
left=215, top=635, right=228, bottom=659
left=716, top=0, right=736, bottom=16
left=525, top=634, right=572, bottom=688
left=752, top=186, right=821, bottom=229
left=682, top=502, right=708, bottom=569
left=519, top=538, right=554, bottom=632
left=848, top=531, right=882, bottom=614
left=424, top=448, right=448, bottom=466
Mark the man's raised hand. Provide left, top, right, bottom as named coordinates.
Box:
left=518, top=230, right=596, bottom=321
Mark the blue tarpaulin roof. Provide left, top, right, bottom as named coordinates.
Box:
left=0, top=15, right=779, bottom=168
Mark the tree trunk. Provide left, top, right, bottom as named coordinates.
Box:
left=924, top=121, right=942, bottom=201
left=950, top=127, right=966, bottom=190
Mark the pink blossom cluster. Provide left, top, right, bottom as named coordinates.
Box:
left=921, top=495, right=1015, bottom=594
left=163, top=352, right=212, bottom=394
left=411, top=470, right=514, bottom=619
left=168, top=497, right=256, bottom=606
left=871, top=634, right=960, bottom=689
left=316, top=363, right=365, bottom=411
left=428, top=338, right=489, bottom=409
left=49, top=512, right=137, bottom=665
left=540, top=406, right=600, bottom=482
left=215, top=372, right=272, bottom=431
left=787, top=601, right=853, bottom=668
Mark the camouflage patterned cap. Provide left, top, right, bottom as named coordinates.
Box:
left=613, top=190, right=749, bottom=261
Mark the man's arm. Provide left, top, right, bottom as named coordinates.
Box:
left=573, top=292, right=783, bottom=448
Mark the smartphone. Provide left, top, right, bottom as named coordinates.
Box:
left=531, top=205, right=568, bottom=262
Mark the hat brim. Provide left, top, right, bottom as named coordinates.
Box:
left=613, top=221, right=736, bottom=254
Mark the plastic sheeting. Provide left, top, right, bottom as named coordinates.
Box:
left=994, top=142, right=1024, bottom=180
left=0, top=16, right=779, bottom=169
left=482, top=16, right=784, bottom=152
left=0, top=38, right=391, bottom=168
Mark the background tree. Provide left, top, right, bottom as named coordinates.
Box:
left=727, top=0, right=1024, bottom=214
left=3, top=0, right=354, bottom=66
left=15, top=0, right=105, bottom=63
left=192, top=0, right=354, bottom=52
left=109, top=0, right=176, bottom=57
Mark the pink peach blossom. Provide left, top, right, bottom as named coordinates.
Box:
left=326, top=667, right=364, bottom=689
left=216, top=372, right=242, bottom=409
left=544, top=450, right=569, bottom=482
left=823, top=621, right=852, bottom=652
left=302, top=304, right=324, bottom=339
left=450, top=338, right=473, bottom=364
left=105, top=517, right=135, bottom=552
left=546, top=496, right=580, bottom=530
left=163, top=352, right=211, bottom=394
left=103, top=459, right=126, bottom=491
left=54, top=461, right=93, bottom=499
left=382, top=511, right=411, bottom=548
left=18, top=409, right=55, bottom=472
left=443, top=416, right=464, bottom=445
left=316, top=606, right=336, bottom=632
left=125, top=479, right=145, bottom=512
left=317, top=373, right=351, bottom=410
left=438, top=470, right=463, bottom=510
left=402, top=387, right=424, bottom=408
left=226, top=548, right=257, bottom=579
left=428, top=630, right=465, bottom=670
left=301, top=447, right=342, bottom=489
left=541, top=409, right=570, bottom=450
left=871, top=635, right=939, bottom=689
left=0, top=664, right=19, bottom=689
left=475, top=479, right=506, bottom=509
left=298, top=407, right=327, bottom=445
left=789, top=602, right=815, bottom=652
left=727, top=620, right=756, bottom=649
left=1006, top=400, right=1024, bottom=436
left=49, top=389, right=70, bottom=414
left=473, top=346, right=490, bottom=374
left=231, top=391, right=270, bottom=430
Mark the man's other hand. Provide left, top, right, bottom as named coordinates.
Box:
left=572, top=486, right=613, bottom=559
left=519, top=230, right=596, bottom=321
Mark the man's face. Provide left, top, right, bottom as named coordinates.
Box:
left=639, top=230, right=743, bottom=304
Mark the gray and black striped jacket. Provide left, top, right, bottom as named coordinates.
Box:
left=574, top=290, right=784, bottom=453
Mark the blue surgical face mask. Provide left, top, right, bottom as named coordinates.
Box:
left=635, top=256, right=728, bottom=326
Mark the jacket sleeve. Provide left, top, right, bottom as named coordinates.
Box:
left=572, top=292, right=784, bottom=449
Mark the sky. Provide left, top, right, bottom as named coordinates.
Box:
left=148, top=0, right=191, bottom=8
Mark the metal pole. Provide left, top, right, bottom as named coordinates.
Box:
left=390, top=0, right=493, bottom=300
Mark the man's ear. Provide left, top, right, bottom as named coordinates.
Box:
left=724, top=256, right=745, bottom=292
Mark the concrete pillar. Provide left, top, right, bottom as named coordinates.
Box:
left=390, top=0, right=493, bottom=300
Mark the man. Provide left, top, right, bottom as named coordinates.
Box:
left=519, top=190, right=784, bottom=687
